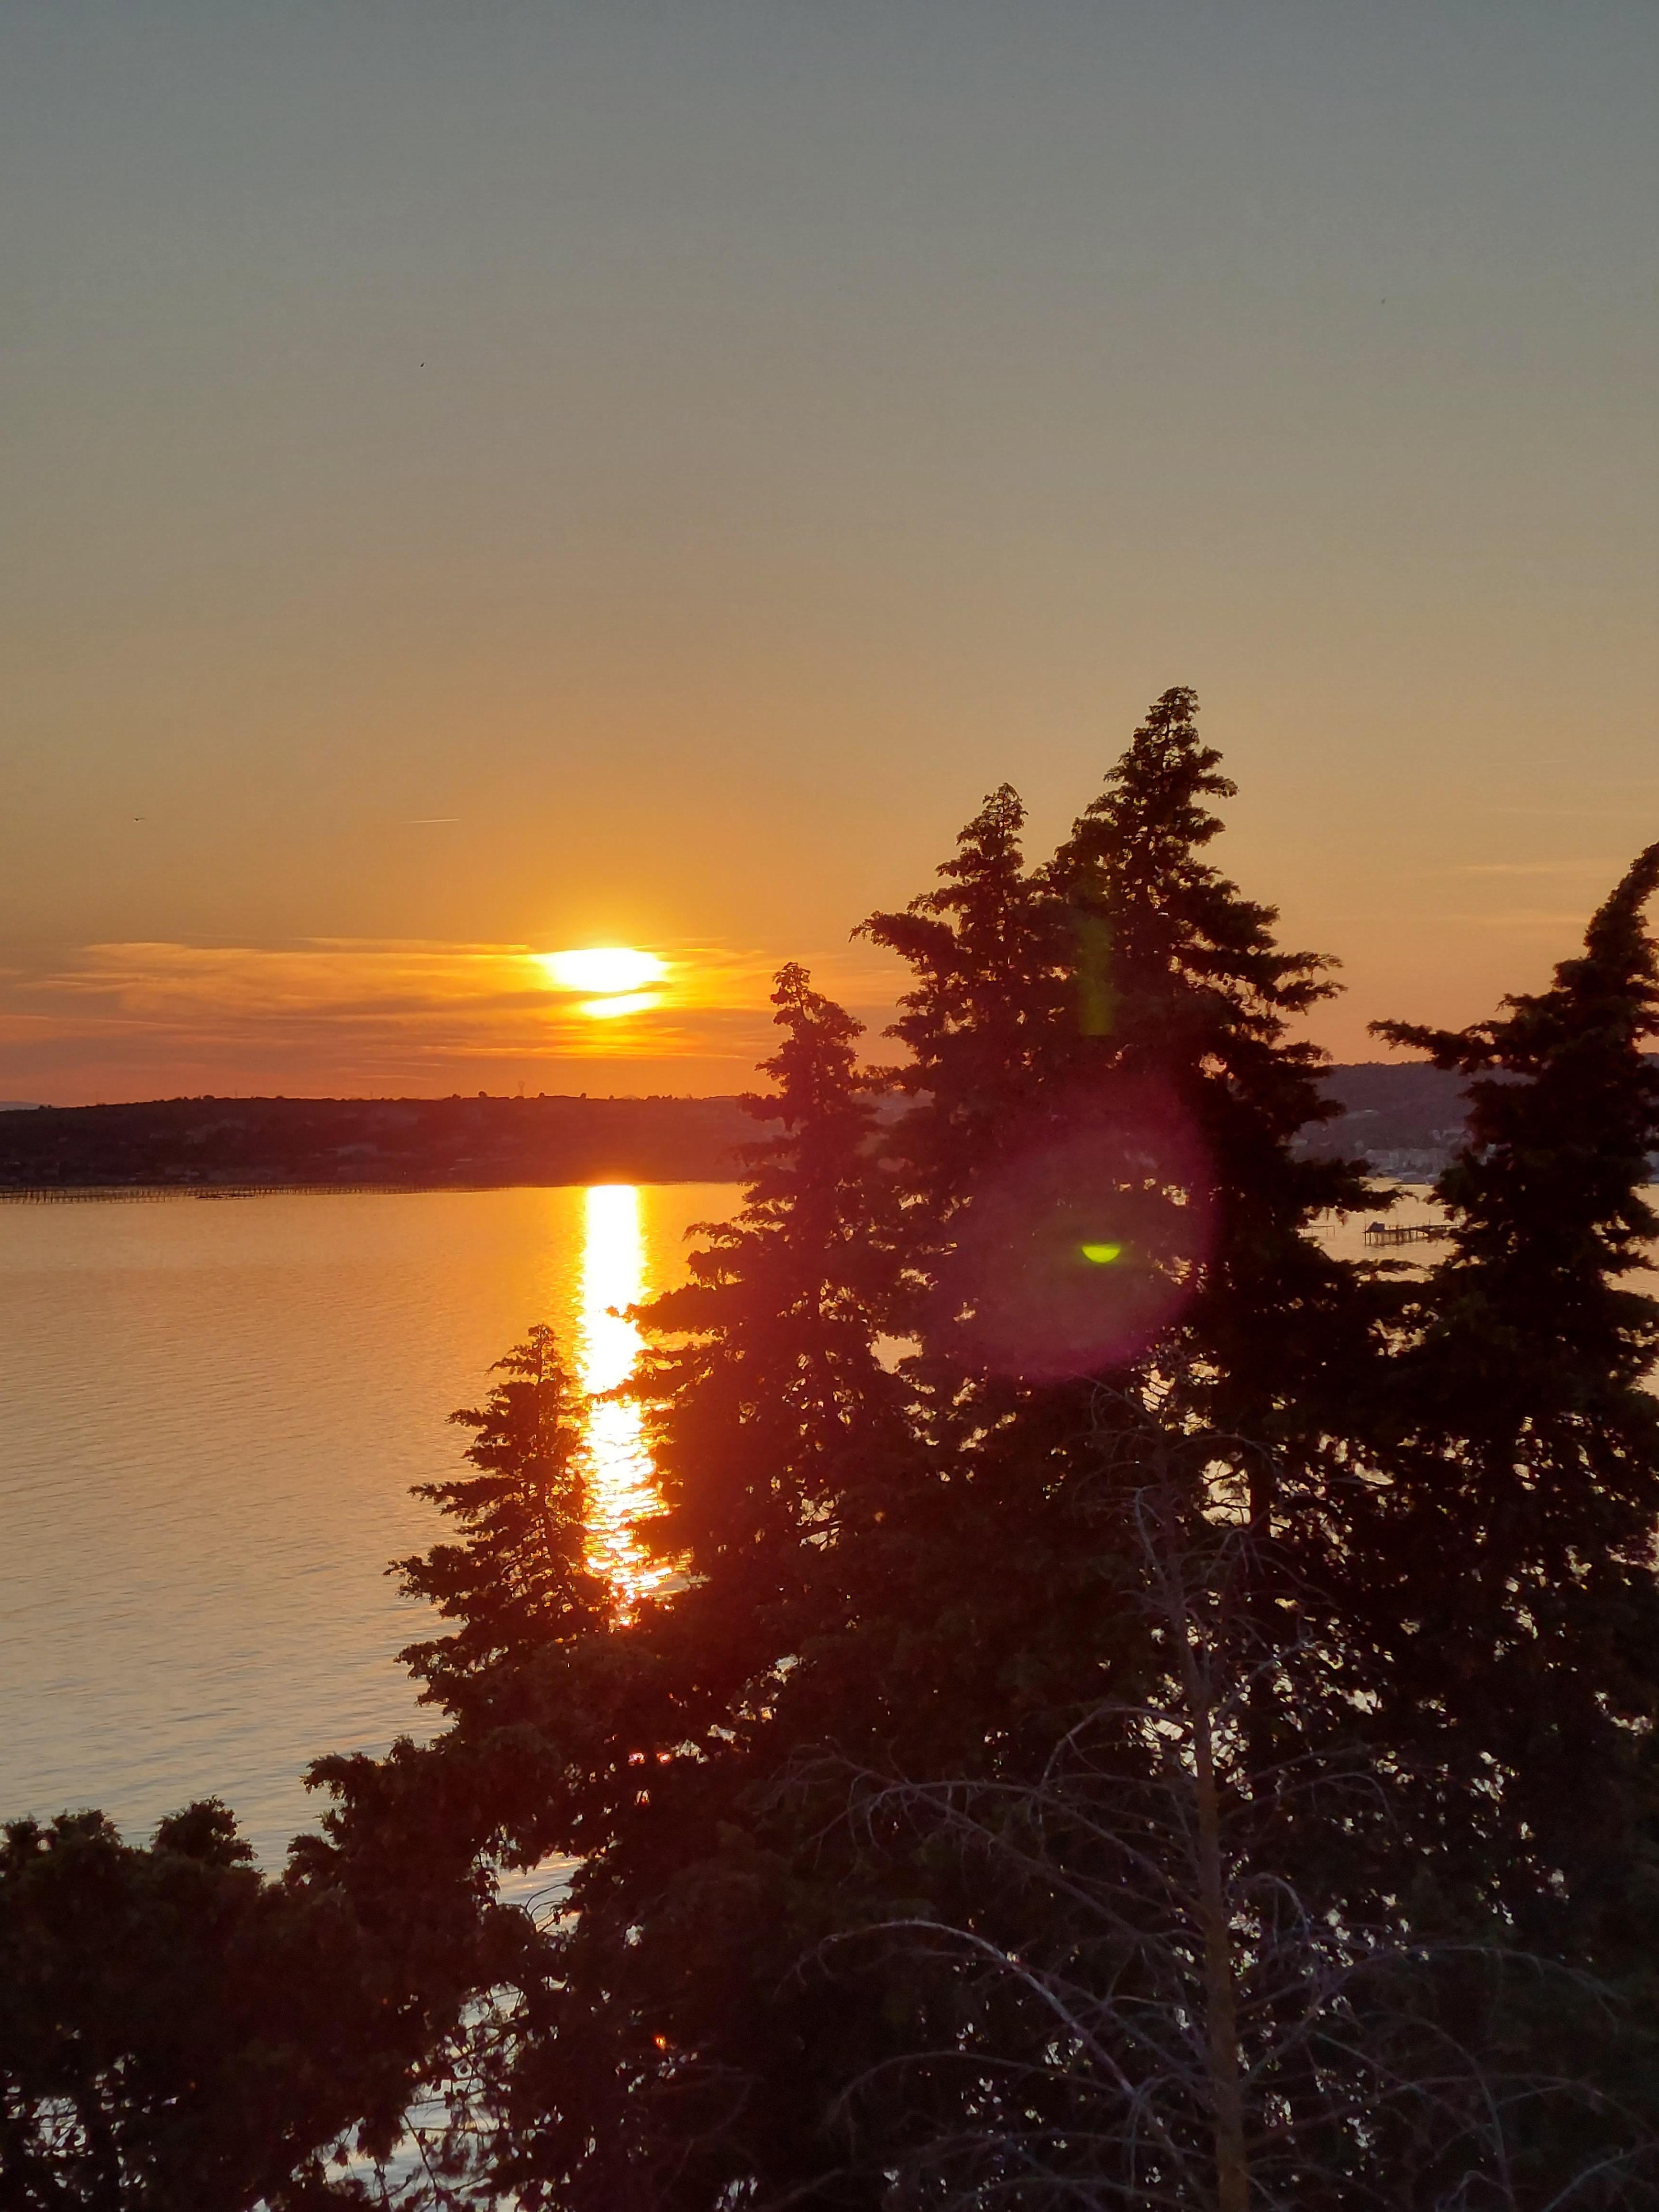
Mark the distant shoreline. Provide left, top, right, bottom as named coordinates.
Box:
left=0, top=1094, right=754, bottom=1194
left=0, top=1177, right=740, bottom=1202
left=3, top=1066, right=1576, bottom=1195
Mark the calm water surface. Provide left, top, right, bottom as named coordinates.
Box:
left=4, top=1185, right=1644, bottom=1868
left=0, top=1184, right=736, bottom=1862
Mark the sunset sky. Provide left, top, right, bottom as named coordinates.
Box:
left=2, top=2, right=1654, bottom=1102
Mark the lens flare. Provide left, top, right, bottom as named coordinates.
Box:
left=947, top=1079, right=1214, bottom=1379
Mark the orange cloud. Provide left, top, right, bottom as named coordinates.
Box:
left=0, top=939, right=907, bottom=1104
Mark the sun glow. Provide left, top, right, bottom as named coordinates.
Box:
left=539, top=947, right=666, bottom=995
left=576, top=1183, right=668, bottom=1609
left=577, top=991, right=663, bottom=1020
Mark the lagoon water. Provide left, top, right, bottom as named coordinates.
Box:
left=0, top=1184, right=737, bottom=1865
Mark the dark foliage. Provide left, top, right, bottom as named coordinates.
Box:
left=0, top=1795, right=492, bottom=2209
left=8, top=702, right=1656, bottom=2210
left=1354, top=845, right=1659, bottom=1947
left=395, top=1327, right=610, bottom=1714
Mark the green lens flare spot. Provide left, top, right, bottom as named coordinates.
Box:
left=1080, top=1242, right=1123, bottom=1265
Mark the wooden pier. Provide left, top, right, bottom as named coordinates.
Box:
left=1364, top=1220, right=1447, bottom=1245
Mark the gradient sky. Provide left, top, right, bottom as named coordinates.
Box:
left=2, top=1, right=1654, bottom=1101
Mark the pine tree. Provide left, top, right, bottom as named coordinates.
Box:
left=249, top=720, right=1659, bottom=2211
left=351, top=972, right=924, bottom=2210
left=1046, top=688, right=1377, bottom=1477
left=636, top=960, right=905, bottom=1607
left=499, top=693, right=1397, bottom=2206
left=851, top=690, right=1383, bottom=1848
left=394, top=1325, right=609, bottom=1719
left=863, top=690, right=1377, bottom=1482
left=1363, top=845, right=1659, bottom=1929
left=861, top=782, right=1067, bottom=1217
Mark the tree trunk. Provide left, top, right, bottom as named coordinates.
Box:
left=1186, top=1625, right=1250, bottom=2212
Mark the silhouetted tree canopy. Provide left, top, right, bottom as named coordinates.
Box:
left=6, top=697, right=1657, bottom=2209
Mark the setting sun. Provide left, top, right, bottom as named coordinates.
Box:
left=538, top=947, right=667, bottom=995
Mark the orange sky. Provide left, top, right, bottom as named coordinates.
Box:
left=2, top=3, right=1654, bottom=1103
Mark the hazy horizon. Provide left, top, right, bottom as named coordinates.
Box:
left=3, top=2, right=1654, bottom=1103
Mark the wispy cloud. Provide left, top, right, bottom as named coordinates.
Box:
left=0, top=938, right=907, bottom=1101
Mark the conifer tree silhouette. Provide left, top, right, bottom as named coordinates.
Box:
left=1047, top=687, right=1375, bottom=1482
left=862, top=781, right=1066, bottom=1217
left=865, top=689, right=1376, bottom=1493
left=393, top=1325, right=608, bottom=1717
left=19, top=711, right=1658, bottom=2211
left=638, top=960, right=903, bottom=1605
left=1364, top=846, right=1659, bottom=1932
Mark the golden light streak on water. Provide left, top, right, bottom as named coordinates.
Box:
left=575, top=1183, right=668, bottom=1607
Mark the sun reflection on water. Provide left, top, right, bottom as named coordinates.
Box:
left=576, top=1184, right=668, bottom=1608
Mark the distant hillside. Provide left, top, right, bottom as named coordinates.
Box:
left=0, top=1069, right=1477, bottom=1192
left=1302, top=1062, right=1472, bottom=1171
left=0, top=1063, right=1642, bottom=1194
left=0, top=1094, right=753, bottom=1191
